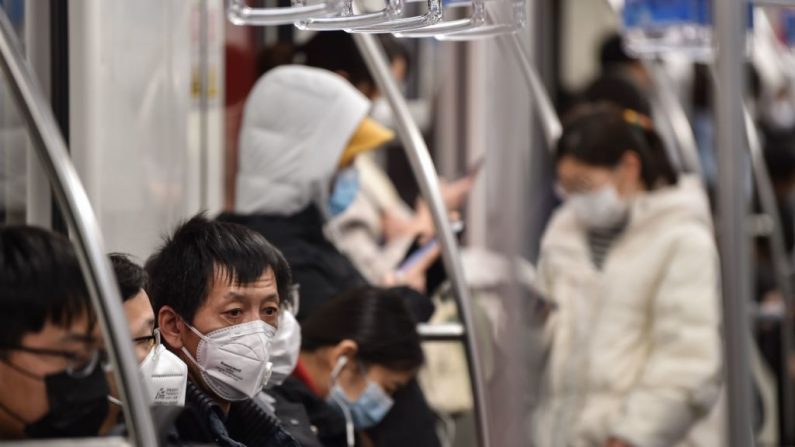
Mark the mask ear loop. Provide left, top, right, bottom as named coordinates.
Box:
left=329, top=355, right=355, bottom=447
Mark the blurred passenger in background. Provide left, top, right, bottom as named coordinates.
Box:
left=597, top=33, right=653, bottom=95
left=0, top=226, right=109, bottom=440
left=219, top=64, right=440, bottom=447
left=273, top=287, right=424, bottom=447
left=255, top=32, right=467, bottom=284
left=222, top=64, right=436, bottom=318
left=146, top=215, right=299, bottom=447
left=533, top=104, right=723, bottom=447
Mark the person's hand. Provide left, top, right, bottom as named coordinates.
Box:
left=381, top=208, right=418, bottom=242
left=382, top=242, right=441, bottom=293
left=605, top=437, right=633, bottom=447
left=439, top=174, right=475, bottom=211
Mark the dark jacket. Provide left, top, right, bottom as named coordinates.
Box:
left=271, top=376, right=350, bottom=447
left=217, top=207, right=440, bottom=447
left=217, top=207, right=434, bottom=323
left=175, top=381, right=300, bottom=447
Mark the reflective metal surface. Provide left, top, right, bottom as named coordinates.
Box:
left=352, top=33, right=492, bottom=447
left=715, top=1, right=755, bottom=445
left=0, top=8, right=158, bottom=447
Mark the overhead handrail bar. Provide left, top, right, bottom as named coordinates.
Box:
left=226, top=0, right=334, bottom=26
left=352, top=33, right=492, bottom=447
left=715, top=1, right=756, bottom=445
left=434, top=0, right=525, bottom=40
left=395, top=0, right=514, bottom=39
left=344, top=0, right=443, bottom=33
left=0, top=10, right=158, bottom=447
left=296, top=0, right=441, bottom=31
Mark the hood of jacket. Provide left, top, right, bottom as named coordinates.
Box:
left=235, top=65, right=371, bottom=216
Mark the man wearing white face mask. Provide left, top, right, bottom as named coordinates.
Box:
left=109, top=254, right=188, bottom=406
left=146, top=215, right=300, bottom=447
left=532, top=104, right=724, bottom=447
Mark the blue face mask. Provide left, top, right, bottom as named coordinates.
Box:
left=329, top=381, right=394, bottom=429
left=327, top=356, right=395, bottom=431
left=328, top=167, right=360, bottom=217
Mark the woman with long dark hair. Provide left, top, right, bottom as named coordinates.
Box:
left=532, top=104, right=723, bottom=447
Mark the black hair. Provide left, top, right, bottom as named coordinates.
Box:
left=145, top=213, right=292, bottom=323
left=301, top=286, right=424, bottom=372
left=0, top=226, right=94, bottom=351
left=556, top=103, right=679, bottom=189
left=583, top=74, right=652, bottom=117
left=109, top=253, right=147, bottom=302
left=599, top=33, right=636, bottom=73
left=256, top=32, right=410, bottom=85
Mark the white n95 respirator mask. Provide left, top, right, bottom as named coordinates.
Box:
left=140, top=331, right=188, bottom=406
left=267, top=310, right=302, bottom=388
left=569, top=185, right=629, bottom=229
left=181, top=319, right=275, bottom=401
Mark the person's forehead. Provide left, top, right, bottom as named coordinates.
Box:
left=208, top=267, right=279, bottom=300
left=123, top=290, right=154, bottom=320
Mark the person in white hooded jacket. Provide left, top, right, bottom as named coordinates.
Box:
left=532, top=104, right=724, bottom=447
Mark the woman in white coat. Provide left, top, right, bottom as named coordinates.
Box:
left=533, top=104, right=723, bottom=447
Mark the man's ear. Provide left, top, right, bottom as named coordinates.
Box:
left=158, top=306, right=185, bottom=349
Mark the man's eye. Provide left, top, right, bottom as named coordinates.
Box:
left=226, top=309, right=243, bottom=318
left=261, top=306, right=278, bottom=316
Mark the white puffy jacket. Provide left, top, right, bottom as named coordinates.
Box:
left=532, top=176, right=724, bottom=447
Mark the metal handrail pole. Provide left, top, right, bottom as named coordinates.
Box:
left=645, top=60, right=704, bottom=177
left=498, top=30, right=562, bottom=150
left=715, top=0, right=755, bottom=445
left=352, top=33, right=492, bottom=447
left=418, top=322, right=466, bottom=341
left=0, top=11, right=158, bottom=447
left=744, top=107, right=795, bottom=442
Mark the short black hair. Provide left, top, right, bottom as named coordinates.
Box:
left=301, top=287, right=424, bottom=372
left=0, top=226, right=94, bottom=351
left=145, top=214, right=292, bottom=323
left=556, top=103, right=679, bottom=189
left=109, top=253, right=147, bottom=302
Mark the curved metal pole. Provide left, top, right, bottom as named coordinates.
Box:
left=0, top=11, right=158, bottom=447
left=645, top=59, right=704, bottom=177
left=498, top=29, right=561, bottom=150
left=715, top=1, right=755, bottom=445
left=352, top=33, right=492, bottom=447
left=744, top=107, right=795, bottom=443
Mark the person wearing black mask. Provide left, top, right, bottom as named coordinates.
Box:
left=0, top=226, right=110, bottom=440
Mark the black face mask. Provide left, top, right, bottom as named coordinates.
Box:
left=21, top=363, right=110, bottom=438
